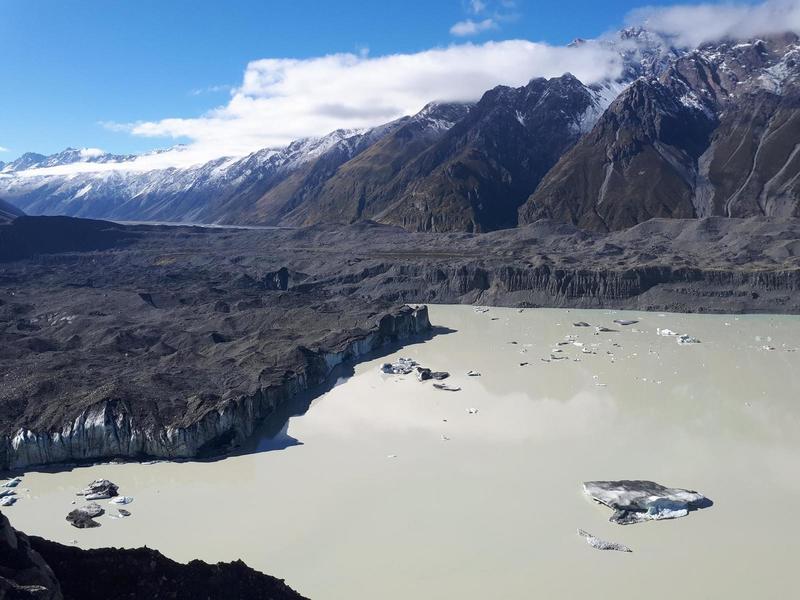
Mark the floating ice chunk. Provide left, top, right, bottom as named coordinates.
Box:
left=657, top=328, right=679, bottom=337
left=577, top=529, right=632, bottom=552
left=583, top=480, right=710, bottom=525
left=467, top=408, right=479, bottom=414
left=109, top=496, right=133, bottom=505
left=677, top=334, right=701, bottom=345
left=433, top=383, right=461, bottom=392
left=380, top=357, right=419, bottom=375
left=613, top=319, right=638, bottom=326
left=80, top=479, right=119, bottom=500
left=3, top=477, right=22, bottom=488
left=466, top=370, right=481, bottom=377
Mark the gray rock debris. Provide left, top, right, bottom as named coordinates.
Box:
left=583, top=480, right=711, bottom=525
left=66, top=502, right=105, bottom=529
left=577, top=529, right=632, bottom=552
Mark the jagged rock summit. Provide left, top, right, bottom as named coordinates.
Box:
left=1, top=29, right=798, bottom=233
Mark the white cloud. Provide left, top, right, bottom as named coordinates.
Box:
left=94, top=40, right=621, bottom=169
left=189, top=84, right=233, bottom=96
left=469, top=0, right=487, bottom=14
left=0, top=146, right=9, bottom=153
left=79, top=147, right=105, bottom=158
left=20, top=0, right=797, bottom=176
left=627, top=0, right=800, bottom=48
left=450, top=18, right=498, bottom=37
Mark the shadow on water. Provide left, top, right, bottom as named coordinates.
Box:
left=3, top=326, right=456, bottom=476
left=231, top=325, right=457, bottom=458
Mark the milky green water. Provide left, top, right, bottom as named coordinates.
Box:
left=6, top=305, right=800, bottom=599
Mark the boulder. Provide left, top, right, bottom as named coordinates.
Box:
left=66, top=503, right=105, bottom=529
left=583, top=480, right=711, bottom=525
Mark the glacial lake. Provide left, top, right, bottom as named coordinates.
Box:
left=6, top=305, right=800, bottom=599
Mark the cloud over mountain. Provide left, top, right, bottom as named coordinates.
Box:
left=110, top=40, right=622, bottom=165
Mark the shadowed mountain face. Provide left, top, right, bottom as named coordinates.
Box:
left=0, top=198, right=23, bottom=223
left=520, top=34, right=800, bottom=231
left=2, top=31, right=799, bottom=233
left=276, top=75, right=608, bottom=232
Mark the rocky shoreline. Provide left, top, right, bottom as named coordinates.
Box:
left=0, top=510, right=308, bottom=599
left=1, top=305, right=429, bottom=471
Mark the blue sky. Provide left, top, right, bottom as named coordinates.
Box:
left=0, top=0, right=768, bottom=161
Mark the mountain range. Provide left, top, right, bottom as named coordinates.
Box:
left=1, top=28, right=798, bottom=233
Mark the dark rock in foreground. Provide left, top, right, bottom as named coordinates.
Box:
left=0, top=510, right=307, bottom=599
left=0, top=512, right=61, bottom=599
left=583, top=480, right=711, bottom=525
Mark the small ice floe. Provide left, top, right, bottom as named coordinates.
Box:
left=0, top=489, right=15, bottom=499
left=581, top=347, right=594, bottom=354
left=117, top=509, right=131, bottom=517
left=677, top=334, right=701, bottom=345
left=761, top=345, right=775, bottom=351
left=416, top=367, right=450, bottom=381
left=433, top=383, right=461, bottom=392
left=577, top=529, right=632, bottom=553
left=573, top=322, right=591, bottom=327
left=109, top=496, right=133, bottom=505
left=473, top=306, right=490, bottom=314
left=550, top=355, right=568, bottom=361
left=380, top=357, right=418, bottom=375
left=573, top=342, right=584, bottom=347
left=583, top=480, right=711, bottom=525
left=3, top=477, right=22, bottom=488
left=595, top=326, right=616, bottom=334
left=467, top=408, right=479, bottom=414
left=441, top=434, right=451, bottom=441
left=466, top=370, right=481, bottom=377
left=0, top=495, right=17, bottom=506
left=519, top=362, right=529, bottom=366
left=387, top=454, right=398, bottom=459
left=657, top=328, right=679, bottom=337
left=551, top=348, right=563, bottom=353
left=613, top=319, right=638, bottom=326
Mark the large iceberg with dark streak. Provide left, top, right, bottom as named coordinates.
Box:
left=583, top=480, right=711, bottom=525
